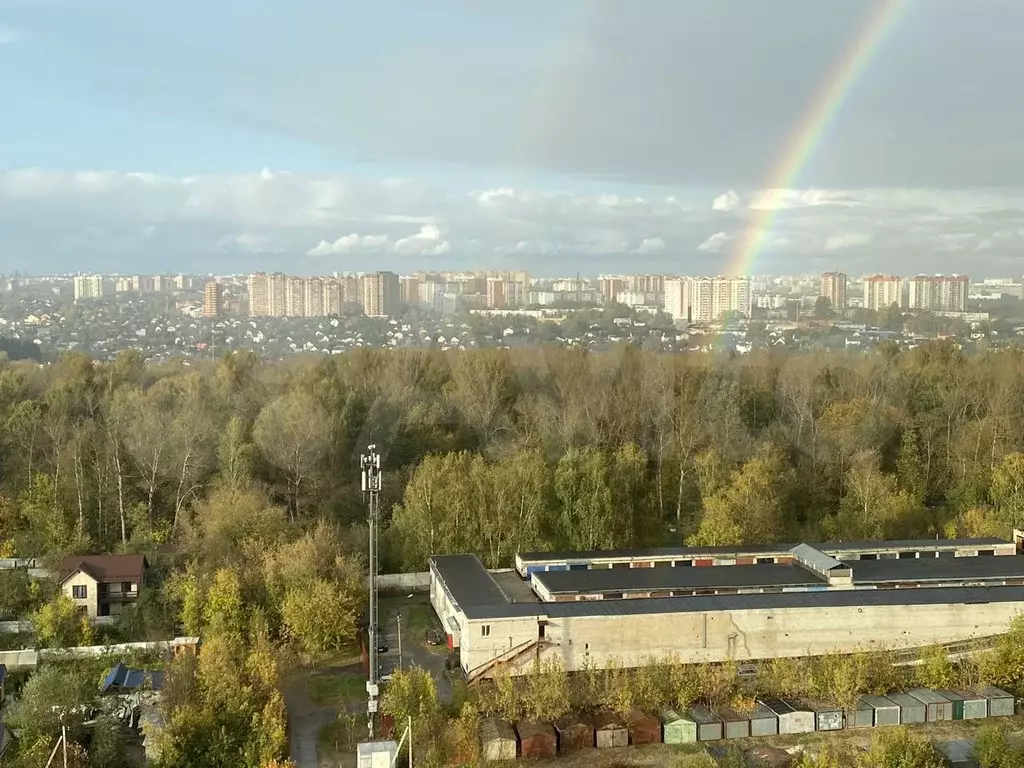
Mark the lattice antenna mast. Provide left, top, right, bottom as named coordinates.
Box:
left=361, top=444, right=382, bottom=738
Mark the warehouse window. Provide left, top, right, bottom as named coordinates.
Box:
left=481, top=625, right=490, bottom=637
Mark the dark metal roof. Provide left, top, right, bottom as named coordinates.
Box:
left=517, top=538, right=1009, bottom=564
left=100, top=662, right=166, bottom=694
left=533, top=563, right=823, bottom=594
left=518, top=544, right=794, bottom=563
left=429, top=555, right=510, bottom=608
left=460, top=584, right=1024, bottom=620
left=850, top=555, right=1024, bottom=582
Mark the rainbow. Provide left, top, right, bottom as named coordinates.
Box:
left=726, top=0, right=911, bottom=276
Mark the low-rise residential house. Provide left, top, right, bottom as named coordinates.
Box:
left=59, top=555, right=148, bottom=618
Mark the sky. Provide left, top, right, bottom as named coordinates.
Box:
left=2, top=0, right=1024, bottom=276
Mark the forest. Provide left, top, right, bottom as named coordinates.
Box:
left=4, top=342, right=1024, bottom=765
left=4, top=342, right=1024, bottom=570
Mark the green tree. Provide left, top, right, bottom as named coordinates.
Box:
left=253, top=390, right=333, bottom=521
left=991, top=452, right=1024, bottom=527
left=33, top=593, right=83, bottom=647
left=863, top=727, right=944, bottom=768
left=689, top=449, right=793, bottom=546
left=203, top=568, right=247, bottom=644
left=281, top=578, right=359, bottom=660
left=916, top=644, right=955, bottom=690
left=813, top=296, right=833, bottom=319
left=974, top=723, right=1024, bottom=768
left=6, top=664, right=96, bottom=751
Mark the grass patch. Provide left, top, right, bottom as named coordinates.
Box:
left=318, top=712, right=367, bottom=764
left=405, top=603, right=448, bottom=654
left=309, top=673, right=366, bottom=707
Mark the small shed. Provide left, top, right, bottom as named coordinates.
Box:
left=660, top=709, right=698, bottom=744
left=949, top=689, right=989, bottom=720
left=356, top=740, right=398, bottom=768
left=479, top=717, right=517, bottom=762
left=975, top=685, right=1015, bottom=717
left=861, top=695, right=900, bottom=726
left=626, top=708, right=661, bottom=745
left=887, top=693, right=926, bottom=725
left=760, top=698, right=814, bottom=735
left=937, top=740, right=979, bottom=768
left=593, top=711, right=628, bottom=749
left=716, top=708, right=750, bottom=740
left=935, top=689, right=967, bottom=720
left=802, top=699, right=844, bottom=731
left=516, top=720, right=556, bottom=760
left=909, top=688, right=953, bottom=722
left=749, top=703, right=779, bottom=737
left=688, top=705, right=724, bottom=741
left=555, top=716, right=594, bottom=753
left=845, top=699, right=874, bottom=729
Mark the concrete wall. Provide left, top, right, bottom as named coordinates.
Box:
left=467, top=599, right=1024, bottom=675
left=62, top=571, right=99, bottom=618
left=377, top=572, right=430, bottom=591
left=0, top=649, right=39, bottom=669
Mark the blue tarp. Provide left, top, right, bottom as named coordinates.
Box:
left=100, top=662, right=165, bottom=694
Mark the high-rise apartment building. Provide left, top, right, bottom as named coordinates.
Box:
left=362, top=271, right=400, bottom=317
left=863, top=275, right=902, bottom=311
left=820, top=272, right=848, bottom=310
left=322, top=278, right=343, bottom=315
left=399, top=275, right=421, bottom=307
left=663, top=277, right=752, bottom=323
left=663, top=279, right=687, bottom=321
left=598, top=276, right=626, bottom=304
left=303, top=276, right=324, bottom=317
left=175, top=274, right=192, bottom=290
left=906, top=274, right=969, bottom=312
left=485, top=277, right=507, bottom=309
left=627, top=274, right=665, bottom=295
left=73, top=275, right=104, bottom=301
left=285, top=276, right=306, bottom=317
left=203, top=282, right=224, bottom=317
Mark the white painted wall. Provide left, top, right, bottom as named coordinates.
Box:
left=465, top=599, right=1024, bottom=675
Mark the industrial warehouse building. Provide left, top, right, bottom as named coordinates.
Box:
left=428, top=535, right=1024, bottom=680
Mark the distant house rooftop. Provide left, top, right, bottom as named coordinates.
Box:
left=59, top=554, right=148, bottom=585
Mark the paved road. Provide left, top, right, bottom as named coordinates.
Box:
left=283, top=667, right=365, bottom=768
left=379, top=596, right=454, bottom=702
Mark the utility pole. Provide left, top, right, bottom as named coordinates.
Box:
left=397, top=613, right=403, bottom=672
left=361, top=444, right=382, bottom=739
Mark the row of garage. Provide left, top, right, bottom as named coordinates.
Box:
left=476, top=686, right=1015, bottom=761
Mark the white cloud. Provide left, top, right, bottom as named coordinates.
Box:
left=3, top=168, right=1024, bottom=273
left=696, top=231, right=732, bottom=252
left=712, top=190, right=740, bottom=211
left=636, top=237, right=665, bottom=254
left=0, top=26, right=20, bottom=45
left=824, top=232, right=873, bottom=250
left=308, top=223, right=451, bottom=257
left=308, top=233, right=391, bottom=256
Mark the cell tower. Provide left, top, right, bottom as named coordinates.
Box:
left=361, top=444, right=382, bottom=739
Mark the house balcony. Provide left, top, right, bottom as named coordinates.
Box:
left=98, top=587, right=140, bottom=602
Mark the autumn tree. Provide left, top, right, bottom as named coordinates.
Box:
left=689, top=448, right=794, bottom=546
left=253, top=390, right=333, bottom=520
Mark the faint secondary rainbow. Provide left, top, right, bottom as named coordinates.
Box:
left=726, top=0, right=911, bottom=276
